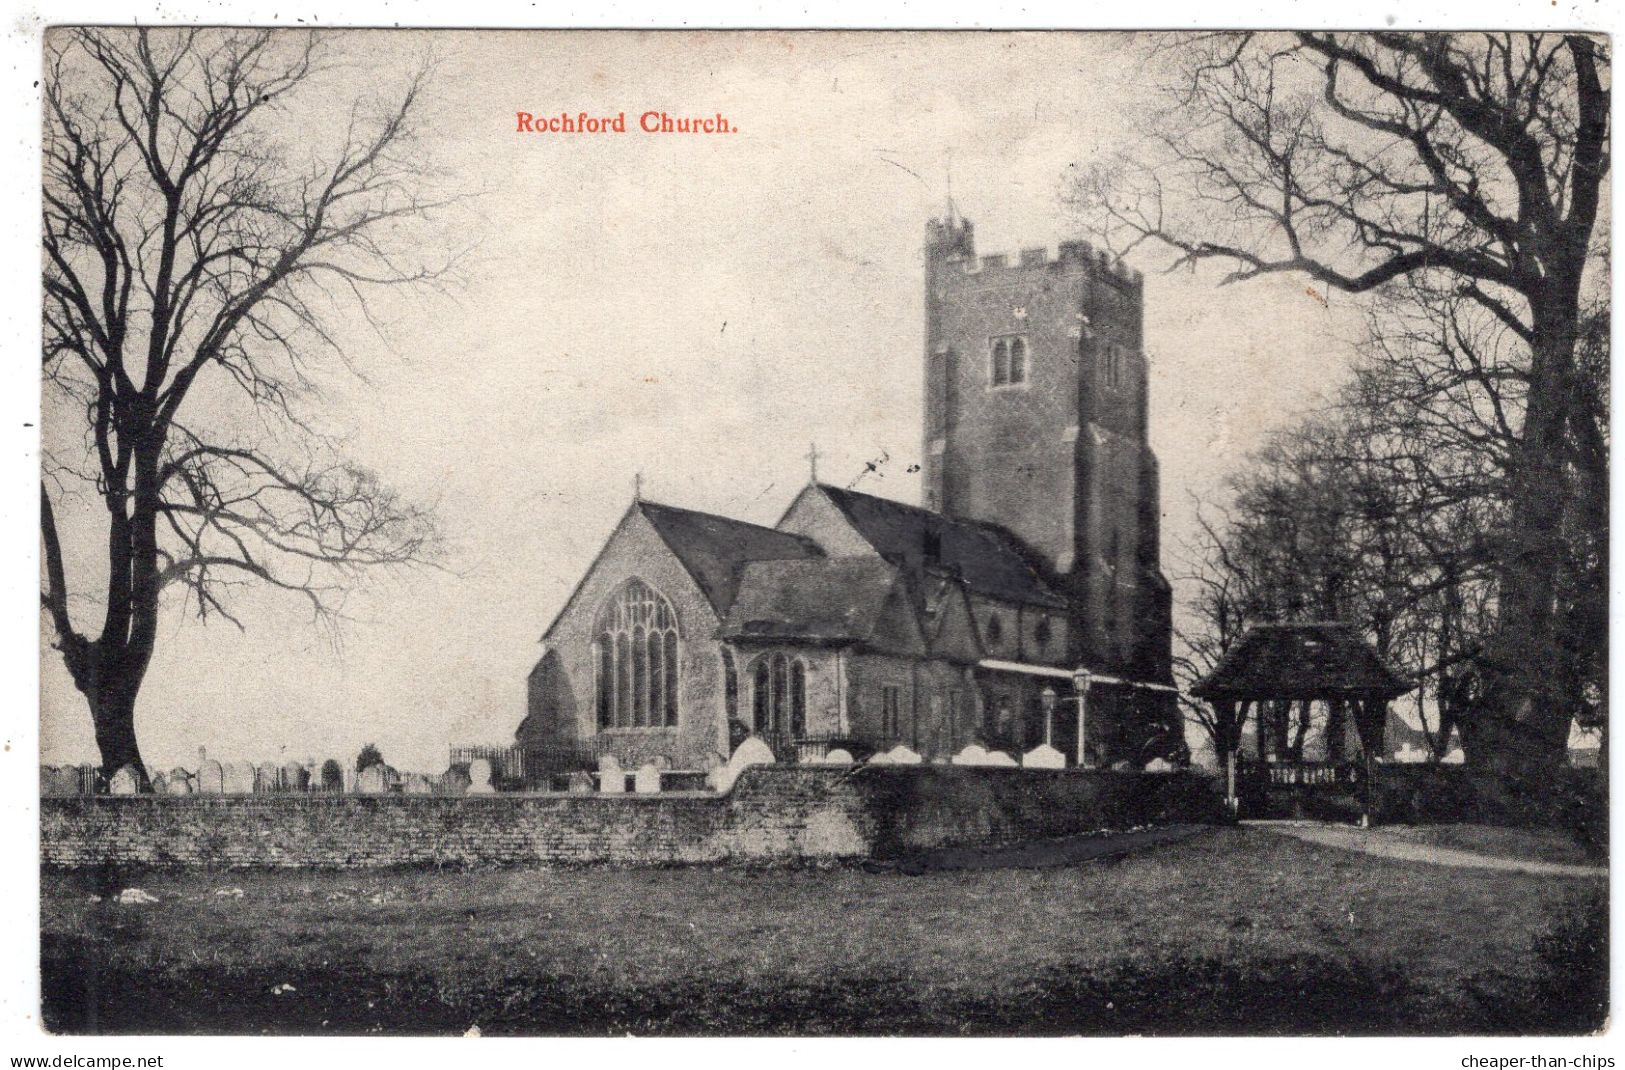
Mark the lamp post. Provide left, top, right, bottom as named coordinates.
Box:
left=1072, top=668, right=1094, bottom=767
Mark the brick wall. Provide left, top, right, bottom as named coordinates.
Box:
left=41, top=766, right=1220, bottom=870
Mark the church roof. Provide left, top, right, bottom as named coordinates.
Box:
left=811, top=484, right=1067, bottom=609
left=1190, top=622, right=1413, bottom=702
left=637, top=500, right=822, bottom=615
left=718, top=558, right=912, bottom=648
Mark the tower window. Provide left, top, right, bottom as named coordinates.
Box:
left=1102, top=343, right=1126, bottom=390
left=990, top=335, right=1028, bottom=388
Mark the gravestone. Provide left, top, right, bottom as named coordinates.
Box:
left=256, top=762, right=281, bottom=792
left=951, top=744, right=989, bottom=766
left=319, top=760, right=345, bottom=792
left=596, top=754, right=624, bottom=794
left=150, top=771, right=169, bottom=795
left=821, top=748, right=854, bottom=766
left=437, top=767, right=471, bottom=796
left=705, top=736, right=775, bottom=793
left=40, top=766, right=72, bottom=796
left=221, top=761, right=256, bottom=794
left=565, top=771, right=595, bottom=794
left=1022, top=744, right=1066, bottom=769
left=195, top=759, right=225, bottom=794
left=634, top=762, right=661, bottom=794
left=466, top=758, right=496, bottom=795
left=281, top=761, right=309, bottom=792
left=166, top=768, right=196, bottom=794
left=1144, top=757, right=1174, bottom=773
left=871, top=744, right=922, bottom=766
left=357, top=764, right=398, bottom=794
left=402, top=773, right=434, bottom=795
left=982, top=750, right=1018, bottom=767
left=108, top=765, right=142, bottom=795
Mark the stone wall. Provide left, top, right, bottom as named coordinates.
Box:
left=41, top=765, right=1220, bottom=870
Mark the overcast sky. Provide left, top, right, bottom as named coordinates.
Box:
left=41, top=30, right=1362, bottom=772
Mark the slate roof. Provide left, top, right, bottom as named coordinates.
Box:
left=1190, top=622, right=1413, bottom=702
left=638, top=501, right=822, bottom=615
left=813, top=484, right=1067, bottom=609
left=718, top=558, right=906, bottom=647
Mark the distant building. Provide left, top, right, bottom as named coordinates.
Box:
left=516, top=215, right=1177, bottom=770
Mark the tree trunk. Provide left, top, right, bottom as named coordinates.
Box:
left=1471, top=296, right=1583, bottom=778
left=88, top=681, right=147, bottom=785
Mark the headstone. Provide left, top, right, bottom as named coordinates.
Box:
left=1022, top=744, right=1066, bottom=769
left=705, top=735, right=776, bottom=793
left=256, top=762, right=281, bottom=792
left=166, top=768, right=196, bottom=794
left=402, top=773, right=434, bottom=795
left=595, top=753, right=624, bottom=794
left=195, top=759, right=225, bottom=794
left=319, top=760, right=345, bottom=792
left=634, top=762, right=661, bottom=794
left=982, top=750, right=1018, bottom=767
left=150, top=771, right=169, bottom=795
left=356, top=764, right=386, bottom=794
left=1111, top=759, right=1134, bottom=772
left=467, top=758, right=497, bottom=795
left=281, top=761, right=309, bottom=793
left=821, top=748, right=854, bottom=766
left=565, top=771, right=595, bottom=794
left=1442, top=748, right=1466, bottom=765
left=108, top=765, right=142, bottom=795
left=40, top=766, right=69, bottom=796
left=951, top=744, right=989, bottom=766
left=221, top=761, right=255, bottom=794
left=871, top=744, right=922, bottom=766
left=1144, top=757, right=1174, bottom=773
left=437, top=767, right=471, bottom=796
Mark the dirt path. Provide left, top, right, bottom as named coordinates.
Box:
left=885, top=824, right=1209, bottom=874
left=1248, top=821, right=1607, bottom=878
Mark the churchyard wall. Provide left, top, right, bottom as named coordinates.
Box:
left=40, top=764, right=1220, bottom=870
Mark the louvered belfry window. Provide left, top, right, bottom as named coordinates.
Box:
left=593, top=579, right=680, bottom=729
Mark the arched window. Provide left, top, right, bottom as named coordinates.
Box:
left=985, top=614, right=1003, bottom=647
left=1008, top=337, right=1027, bottom=384
left=594, top=579, right=680, bottom=729
left=789, top=660, right=807, bottom=736
left=751, top=652, right=808, bottom=737
left=752, top=659, right=770, bottom=732
left=991, top=338, right=1010, bottom=386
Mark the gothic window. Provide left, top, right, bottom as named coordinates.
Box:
left=985, top=614, right=1004, bottom=647
left=990, top=335, right=1028, bottom=388
left=593, top=579, right=680, bottom=729
left=881, top=685, right=902, bottom=738
left=1034, top=617, right=1052, bottom=650
left=751, top=652, right=808, bottom=737
left=1008, top=337, right=1028, bottom=384
left=1102, top=343, right=1126, bottom=390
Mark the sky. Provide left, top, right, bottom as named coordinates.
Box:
left=40, top=30, right=1364, bottom=772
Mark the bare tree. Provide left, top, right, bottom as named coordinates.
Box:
left=1072, top=32, right=1609, bottom=776
left=41, top=29, right=449, bottom=779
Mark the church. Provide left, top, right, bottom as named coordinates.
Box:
left=517, top=214, right=1178, bottom=773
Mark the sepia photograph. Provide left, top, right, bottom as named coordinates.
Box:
left=28, top=22, right=1610, bottom=1041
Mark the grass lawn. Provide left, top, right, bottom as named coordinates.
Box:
left=1370, top=823, right=1604, bottom=867
left=41, top=826, right=1606, bottom=1036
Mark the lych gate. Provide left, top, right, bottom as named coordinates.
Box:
left=1191, top=622, right=1413, bottom=825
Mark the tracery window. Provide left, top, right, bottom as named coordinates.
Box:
left=593, top=579, right=679, bottom=729
left=750, top=652, right=807, bottom=736
left=990, top=335, right=1029, bottom=387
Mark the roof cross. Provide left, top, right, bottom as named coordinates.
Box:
left=633, top=471, right=644, bottom=501
left=805, top=443, right=820, bottom=484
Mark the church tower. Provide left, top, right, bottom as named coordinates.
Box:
left=921, top=215, right=1173, bottom=685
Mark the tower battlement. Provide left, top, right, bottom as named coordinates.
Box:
left=927, top=216, right=1142, bottom=286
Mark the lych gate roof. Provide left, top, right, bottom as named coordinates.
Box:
left=718, top=558, right=909, bottom=648
left=1190, top=622, right=1412, bottom=703
left=638, top=501, right=822, bottom=614
left=814, top=484, right=1067, bottom=609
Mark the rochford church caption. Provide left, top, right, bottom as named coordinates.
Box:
left=517, top=111, right=737, bottom=134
